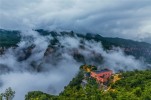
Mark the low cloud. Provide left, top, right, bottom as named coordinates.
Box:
left=0, top=30, right=147, bottom=99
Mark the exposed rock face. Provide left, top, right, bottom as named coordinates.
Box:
left=1, top=29, right=151, bottom=64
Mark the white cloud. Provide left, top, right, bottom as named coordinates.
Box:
left=0, top=30, right=148, bottom=99
left=0, top=0, right=151, bottom=42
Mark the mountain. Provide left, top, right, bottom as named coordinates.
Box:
left=1, top=29, right=151, bottom=99
left=1, top=29, right=151, bottom=63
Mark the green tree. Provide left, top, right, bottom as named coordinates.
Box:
left=1, top=87, right=15, bottom=100
left=0, top=94, right=3, bottom=100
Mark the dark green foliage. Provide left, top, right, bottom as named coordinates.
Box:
left=67, top=71, right=84, bottom=88
left=0, top=29, right=21, bottom=47
left=36, top=29, right=53, bottom=36
left=0, top=87, right=15, bottom=100
left=25, top=70, right=151, bottom=100
left=25, top=91, right=57, bottom=100
left=73, top=53, right=85, bottom=63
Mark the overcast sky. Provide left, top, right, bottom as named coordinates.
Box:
left=0, top=0, right=151, bottom=43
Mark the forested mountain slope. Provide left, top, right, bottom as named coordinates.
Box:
left=1, top=29, right=151, bottom=62
left=25, top=70, right=151, bottom=100
left=1, top=29, right=151, bottom=99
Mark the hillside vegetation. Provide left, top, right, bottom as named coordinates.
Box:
left=25, top=69, right=151, bottom=100
left=0, top=29, right=21, bottom=47
left=1, top=29, right=151, bottom=62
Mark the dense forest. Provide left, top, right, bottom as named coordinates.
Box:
left=25, top=69, right=151, bottom=100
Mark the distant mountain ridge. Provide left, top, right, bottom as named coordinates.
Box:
left=0, top=29, right=151, bottom=62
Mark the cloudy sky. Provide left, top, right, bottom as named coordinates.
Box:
left=0, top=0, right=151, bottom=43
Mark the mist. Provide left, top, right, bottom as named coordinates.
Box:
left=0, top=0, right=151, bottom=43
left=0, top=30, right=147, bottom=99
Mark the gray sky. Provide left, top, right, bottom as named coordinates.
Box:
left=0, top=0, right=151, bottom=43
